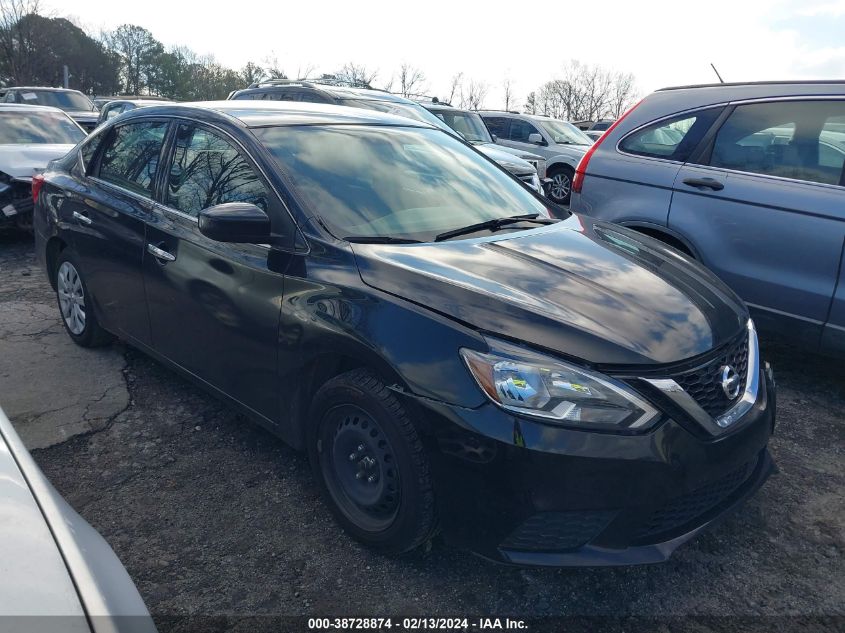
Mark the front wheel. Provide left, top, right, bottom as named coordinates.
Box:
left=547, top=166, right=574, bottom=205
left=308, top=369, right=437, bottom=555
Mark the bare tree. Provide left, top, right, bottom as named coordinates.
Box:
left=502, top=77, right=514, bottom=111
left=296, top=62, right=316, bottom=80
left=447, top=72, right=463, bottom=105
left=334, top=62, right=377, bottom=88
left=396, top=63, right=426, bottom=97
left=459, top=78, right=488, bottom=110
left=262, top=53, right=287, bottom=80
left=532, top=60, right=638, bottom=121
left=524, top=91, right=538, bottom=114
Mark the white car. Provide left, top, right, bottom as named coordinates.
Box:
left=480, top=111, right=594, bottom=205
left=0, top=104, right=86, bottom=231
left=0, top=407, right=156, bottom=632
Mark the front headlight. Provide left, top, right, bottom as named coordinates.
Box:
left=530, top=172, right=542, bottom=193
left=461, top=339, right=659, bottom=430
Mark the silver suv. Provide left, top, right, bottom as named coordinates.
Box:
left=480, top=111, right=593, bottom=204
left=569, top=80, right=845, bottom=356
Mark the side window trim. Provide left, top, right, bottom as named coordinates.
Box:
left=687, top=105, right=735, bottom=165
left=616, top=105, right=727, bottom=164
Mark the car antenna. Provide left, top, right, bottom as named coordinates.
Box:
left=710, top=63, right=725, bottom=84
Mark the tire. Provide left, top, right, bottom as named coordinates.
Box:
left=547, top=165, right=574, bottom=205
left=307, top=368, right=437, bottom=555
left=55, top=250, right=112, bottom=348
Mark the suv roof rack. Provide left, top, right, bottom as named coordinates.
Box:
left=658, top=79, right=845, bottom=91
left=476, top=109, right=521, bottom=114
left=246, top=77, right=375, bottom=90
left=407, top=94, right=450, bottom=106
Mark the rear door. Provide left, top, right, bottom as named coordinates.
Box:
left=499, top=118, right=546, bottom=155
left=669, top=99, right=845, bottom=343
left=142, top=122, right=293, bottom=421
left=64, top=120, right=169, bottom=345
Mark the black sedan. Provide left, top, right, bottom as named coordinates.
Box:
left=33, top=101, right=776, bottom=566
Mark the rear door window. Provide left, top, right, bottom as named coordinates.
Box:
left=97, top=121, right=168, bottom=196
left=709, top=100, right=845, bottom=186
left=620, top=108, right=722, bottom=161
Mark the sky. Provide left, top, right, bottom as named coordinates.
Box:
left=47, top=0, right=845, bottom=108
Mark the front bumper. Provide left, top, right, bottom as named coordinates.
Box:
left=415, top=364, right=776, bottom=566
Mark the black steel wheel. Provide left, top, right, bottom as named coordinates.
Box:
left=308, top=368, right=437, bottom=554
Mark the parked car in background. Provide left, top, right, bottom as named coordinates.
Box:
left=229, top=79, right=454, bottom=133
left=589, top=119, right=615, bottom=132
left=480, top=112, right=592, bottom=204
left=0, top=407, right=156, bottom=631
left=0, top=104, right=85, bottom=231
left=423, top=102, right=545, bottom=193
left=97, top=99, right=172, bottom=125
left=34, top=100, right=775, bottom=566
left=93, top=95, right=169, bottom=111
left=2, top=87, right=98, bottom=132
left=570, top=80, right=845, bottom=356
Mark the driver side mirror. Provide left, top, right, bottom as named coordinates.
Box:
left=528, top=133, right=545, bottom=145
left=198, top=203, right=271, bottom=244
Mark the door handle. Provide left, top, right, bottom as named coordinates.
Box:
left=72, top=210, right=93, bottom=225
left=682, top=177, right=724, bottom=191
left=147, top=243, right=176, bottom=262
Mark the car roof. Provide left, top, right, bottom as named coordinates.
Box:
left=235, top=83, right=416, bottom=104
left=657, top=80, right=845, bottom=92
left=423, top=103, right=469, bottom=113
left=127, top=100, right=437, bottom=129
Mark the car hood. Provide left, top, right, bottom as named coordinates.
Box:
left=352, top=215, right=747, bottom=366
left=475, top=144, right=536, bottom=175
left=0, top=144, right=75, bottom=179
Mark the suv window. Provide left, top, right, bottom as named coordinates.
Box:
left=621, top=108, right=722, bottom=161
left=98, top=121, right=167, bottom=196
left=483, top=117, right=510, bottom=139
left=510, top=119, right=541, bottom=143
left=166, top=124, right=270, bottom=217
left=709, top=100, right=845, bottom=186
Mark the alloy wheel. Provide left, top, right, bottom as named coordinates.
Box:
left=550, top=172, right=572, bottom=202
left=57, top=261, right=86, bottom=335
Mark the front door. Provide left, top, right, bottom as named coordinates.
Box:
left=142, top=122, right=291, bottom=421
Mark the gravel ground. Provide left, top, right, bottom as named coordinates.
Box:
left=1, top=230, right=843, bottom=631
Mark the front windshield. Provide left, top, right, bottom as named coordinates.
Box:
left=0, top=111, right=85, bottom=144
left=541, top=119, right=593, bottom=146
left=431, top=110, right=492, bottom=143
left=341, top=98, right=453, bottom=133
left=255, top=125, right=551, bottom=241
left=19, top=90, right=93, bottom=112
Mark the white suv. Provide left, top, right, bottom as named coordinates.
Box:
left=480, top=111, right=593, bottom=204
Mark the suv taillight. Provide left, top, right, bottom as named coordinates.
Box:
left=31, top=174, right=45, bottom=203
left=572, top=100, right=642, bottom=195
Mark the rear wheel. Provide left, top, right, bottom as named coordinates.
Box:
left=547, top=166, right=574, bottom=205
left=55, top=250, right=112, bottom=347
left=308, top=369, right=437, bottom=555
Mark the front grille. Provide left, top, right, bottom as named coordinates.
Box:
left=635, top=455, right=759, bottom=543
left=500, top=510, right=615, bottom=552
left=673, top=331, right=749, bottom=417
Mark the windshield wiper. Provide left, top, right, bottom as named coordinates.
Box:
left=434, top=214, right=554, bottom=242
left=344, top=235, right=424, bottom=244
